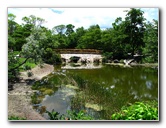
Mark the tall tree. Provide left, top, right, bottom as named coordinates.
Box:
left=8, top=13, right=18, bottom=50
left=9, top=15, right=47, bottom=72
left=143, top=19, right=158, bottom=62
left=75, top=27, right=86, bottom=49
left=65, top=24, right=75, bottom=36
left=22, top=15, right=45, bottom=27
left=65, top=24, right=75, bottom=48
left=111, top=17, right=129, bottom=59
left=124, top=8, right=146, bottom=56
left=77, top=24, right=101, bottom=49
left=52, top=24, right=66, bottom=35
left=8, top=13, right=17, bottom=35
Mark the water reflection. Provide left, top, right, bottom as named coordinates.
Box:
left=41, top=85, right=76, bottom=119
left=33, top=65, right=158, bottom=120
left=64, top=65, right=158, bottom=119
left=61, top=63, right=103, bottom=69
left=146, top=81, right=152, bottom=89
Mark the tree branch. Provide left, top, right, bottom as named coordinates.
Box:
left=9, top=57, right=30, bottom=72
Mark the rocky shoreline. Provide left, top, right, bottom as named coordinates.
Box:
left=8, top=64, right=54, bottom=120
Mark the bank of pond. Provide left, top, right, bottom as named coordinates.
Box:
left=30, top=64, right=158, bottom=120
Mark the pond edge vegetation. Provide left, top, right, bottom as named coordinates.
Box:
left=8, top=8, right=158, bottom=121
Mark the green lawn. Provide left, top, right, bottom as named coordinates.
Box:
left=18, top=58, right=37, bottom=71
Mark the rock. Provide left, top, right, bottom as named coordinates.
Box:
left=85, top=103, right=103, bottom=111
left=114, top=59, right=119, bottom=63
left=66, top=84, right=79, bottom=90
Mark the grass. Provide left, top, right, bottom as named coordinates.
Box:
left=19, top=58, right=37, bottom=71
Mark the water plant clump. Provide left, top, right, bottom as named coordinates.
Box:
left=39, top=88, right=54, bottom=95
left=31, top=92, right=42, bottom=104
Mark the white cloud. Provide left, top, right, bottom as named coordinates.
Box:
left=8, top=8, right=158, bottom=30
left=141, top=8, right=159, bottom=22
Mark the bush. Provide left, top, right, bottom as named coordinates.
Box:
left=111, top=101, right=158, bottom=120
left=27, top=71, right=33, bottom=77
left=102, top=52, right=113, bottom=62
left=31, top=92, right=41, bottom=104
left=43, top=48, right=62, bottom=64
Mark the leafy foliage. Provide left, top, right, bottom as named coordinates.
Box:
left=46, top=109, right=93, bottom=120
left=111, top=101, right=158, bottom=120
left=43, top=48, right=62, bottom=64
left=143, top=20, right=158, bottom=63
left=8, top=50, right=21, bottom=82
left=46, top=109, right=62, bottom=120
left=31, top=92, right=41, bottom=104
left=8, top=116, right=26, bottom=120
left=8, top=8, right=158, bottom=82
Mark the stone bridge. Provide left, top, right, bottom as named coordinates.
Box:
left=55, top=49, right=103, bottom=63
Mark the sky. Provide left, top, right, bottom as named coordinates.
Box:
left=1, top=0, right=165, bottom=127
left=8, top=8, right=159, bottom=30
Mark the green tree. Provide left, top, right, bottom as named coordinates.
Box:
left=124, top=8, right=146, bottom=56
left=77, top=24, right=101, bottom=49
left=66, top=32, right=77, bottom=48
left=8, top=13, right=16, bottom=35
left=143, top=20, right=158, bottom=63
left=8, top=19, right=47, bottom=74
left=8, top=13, right=18, bottom=50
left=65, top=24, right=75, bottom=36
left=22, top=15, right=45, bottom=27
left=11, top=24, right=31, bottom=51
left=52, top=25, right=68, bottom=49
left=65, top=24, right=76, bottom=48
left=111, top=17, right=129, bottom=59
left=52, top=24, right=66, bottom=35
left=75, top=27, right=86, bottom=49
left=21, top=26, right=47, bottom=64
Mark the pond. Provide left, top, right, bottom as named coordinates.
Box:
left=32, top=64, right=158, bottom=120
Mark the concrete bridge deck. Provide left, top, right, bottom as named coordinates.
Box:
left=54, top=49, right=103, bottom=63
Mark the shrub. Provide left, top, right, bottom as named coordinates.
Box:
left=46, top=109, right=93, bottom=120
left=43, top=48, right=62, bottom=64
left=46, top=109, right=62, bottom=120
left=27, top=71, right=33, bottom=77
left=102, top=52, right=113, bottom=63
left=31, top=92, right=41, bottom=104
left=111, top=101, right=158, bottom=120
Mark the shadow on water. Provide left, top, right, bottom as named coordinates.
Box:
left=31, top=64, right=158, bottom=120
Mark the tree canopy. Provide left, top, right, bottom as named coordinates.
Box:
left=8, top=8, right=158, bottom=81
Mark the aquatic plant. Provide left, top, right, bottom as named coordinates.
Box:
left=31, top=92, right=41, bottom=104
left=39, top=88, right=54, bottom=95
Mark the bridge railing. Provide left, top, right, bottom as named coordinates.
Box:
left=54, top=49, right=102, bottom=54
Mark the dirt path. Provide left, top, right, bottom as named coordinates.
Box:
left=8, top=64, right=54, bottom=120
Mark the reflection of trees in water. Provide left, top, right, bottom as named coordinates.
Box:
left=34, top=65, right=158, bottom=120
left=67, top=66, right=158, bottom=119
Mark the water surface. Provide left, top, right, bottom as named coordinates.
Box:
left=34, top=64, right=158, bottom=120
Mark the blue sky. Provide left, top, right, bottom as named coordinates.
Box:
left=8, top=8, right=159, bottom=30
